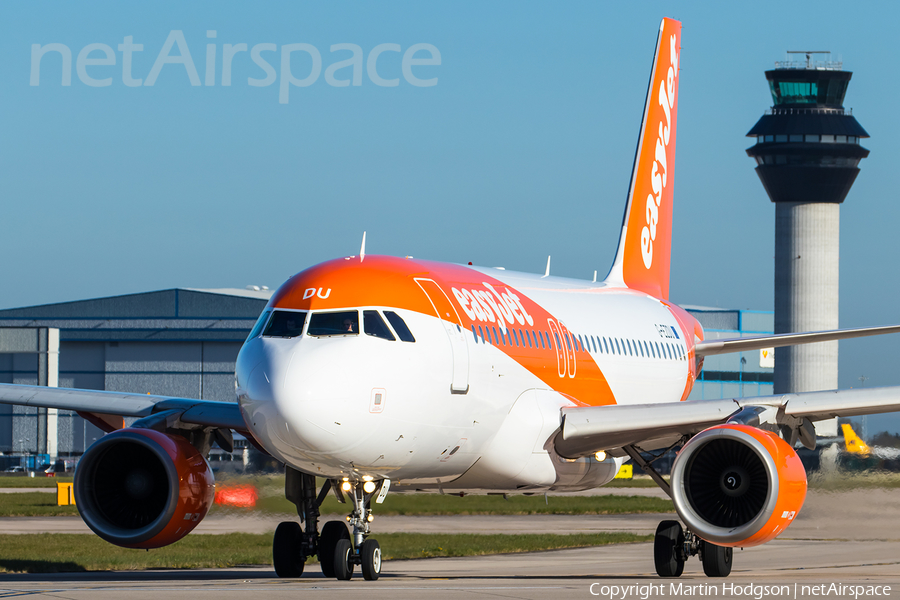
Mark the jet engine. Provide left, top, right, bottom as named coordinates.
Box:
left=670, top=424, right=806, bottom=548
left=74, top=428, right=215, bottom=549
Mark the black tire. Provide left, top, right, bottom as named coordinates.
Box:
left=334, top=538, right=354, bottom=581
left=701, top=540, right=733, bottom=577
left=360, top=538, right=382, bottom=581
left=319, top=520, right=350, bottom=578
left=273, top=521, right=305, bottom=578
left=653, top=520, right=685, bottom=578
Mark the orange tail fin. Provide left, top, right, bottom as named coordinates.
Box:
left=605, top=18, right=681, bottom=300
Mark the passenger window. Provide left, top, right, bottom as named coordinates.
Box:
left=650, top=342, right=656, bottom=358
left=307, top=311, right=358, bottom=336
left=248, top=310, right=272, bottom=340
left=614, top=338, right=620, bottom=354
left=603, top=338, right=609, bottom=353
left=526, top=330, right=533, bottom=348
left=364, top=311, right=396, bottom=341
left=384, top=311, right=416, bottom=343
left=263, top=310, right=307, bottom=338
left=513, top=329, right=520, bottom=347
left=471, top=325, right=479, bottom=343
left=494, top=326, right=501, bottom=345
left=539, top=331, right=546, bottom=349
left=638, top=341, right=645, bottom=357
left=478, top=325, right=486, bottom=344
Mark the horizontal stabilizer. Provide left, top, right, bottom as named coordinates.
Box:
left=693, top=324, right=900, bottom=358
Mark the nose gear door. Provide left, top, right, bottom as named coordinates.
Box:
left=415, top=278, right=469, bottom=394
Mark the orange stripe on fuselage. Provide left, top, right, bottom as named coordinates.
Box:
left=269, top=255, right=617, bottom=407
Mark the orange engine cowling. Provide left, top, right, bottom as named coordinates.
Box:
left=670, top=424, right=807, bottom=548
left=74, top=428, right=215, bottom=549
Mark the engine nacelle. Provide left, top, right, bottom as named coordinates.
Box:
left=671, top=424, right=807, bottom=548
left=74, top=428, right=215, bottom=549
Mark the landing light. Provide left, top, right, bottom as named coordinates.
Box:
left=341, top=481, right=353, bottom=492
left=363, top=481, right=376, bottom=494
left=367, top=514, right=374, bottom=523
left=594, top=451, right=607, bottom=462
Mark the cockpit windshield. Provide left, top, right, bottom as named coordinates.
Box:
left=307, top=311, right=359, bottom=336
left=263, top=310, right=307, bottom=338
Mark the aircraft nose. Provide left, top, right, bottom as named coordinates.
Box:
left=239, top=340, right=365, bottom=456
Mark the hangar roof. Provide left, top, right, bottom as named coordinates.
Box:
left=0, top=288, right=271, bottom=343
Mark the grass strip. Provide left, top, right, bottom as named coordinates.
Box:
left=227, top=493, right=674, bottom=517
left=0, top=532, right=650, bottom=573
left=0, top=493, right=79, bottom=517
left=0, top=477, right=73, bottom=488
left=0, top=489, right=672, bottom=518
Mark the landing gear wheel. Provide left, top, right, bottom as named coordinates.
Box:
left=360, top=538, right=382, bottom=580
left=654, top=520, right=685, bottom=578
left=334, top=538, right=354, bottom=581
left=319, top=520, right=350, bottom=577
left=273, top=521, right=305, bottom=578
left=701, top=540, right=733, bottom=577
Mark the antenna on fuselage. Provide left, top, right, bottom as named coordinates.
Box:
left=360, top=231, right=366, bottom=262
left=542, top=255, right=551, bottom=278
left=593, top=270, right=597, bottom=283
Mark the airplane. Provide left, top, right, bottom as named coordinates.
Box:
left=841, top=423, right=900, bottom=460
left=3, top=17, right=900, bottom=581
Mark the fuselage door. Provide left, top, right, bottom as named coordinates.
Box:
left=415, top=278, right=469, bottom=394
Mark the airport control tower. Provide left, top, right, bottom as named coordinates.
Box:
left=746, top=52, right=869, bottom=435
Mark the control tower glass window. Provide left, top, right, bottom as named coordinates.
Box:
left=768, top=78, right=849, bottom=106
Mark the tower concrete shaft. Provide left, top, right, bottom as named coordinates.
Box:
left=746, top=53, right=869, bottom=438
left=773, top=202, right=839, bottom=395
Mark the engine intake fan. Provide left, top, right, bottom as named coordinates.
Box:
left=74, top=428, right=215, bottom=549
left=670, top=424, right=806, bottom=548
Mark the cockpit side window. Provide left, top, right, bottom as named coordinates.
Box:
left=307, top=311, right=359, bottom=336
left=263, top=310, right=307, bottom=338
left=247, top=310, right=272, bottom=340
left=364, top=311, right=396, bottom=341
left=384, top=311, right=416, bottom=343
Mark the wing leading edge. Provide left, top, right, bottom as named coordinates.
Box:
left=693, top=324, right=900, bottom=358
left=0, top=383, right=247, bottom=431
left=555, top=386, right=900, bottom=459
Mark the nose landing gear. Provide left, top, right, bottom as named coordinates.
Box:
left=273, top=467, right=387, bottom=581
left=334, top=478, right=383, bottom=580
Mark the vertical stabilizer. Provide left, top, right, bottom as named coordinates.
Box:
left=605, top=18, right=681, bottom=300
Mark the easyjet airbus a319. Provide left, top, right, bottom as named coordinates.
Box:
left=3, top=18, right=900, bottom=580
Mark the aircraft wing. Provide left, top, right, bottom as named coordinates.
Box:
left=693, top=324, right=900, bottom=357
left=555, top=386, right=900, bottom=459
left=0, top=383, right=247, bottom=431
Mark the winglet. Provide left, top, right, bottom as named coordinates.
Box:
left=605, top=18, right=681, bottom=300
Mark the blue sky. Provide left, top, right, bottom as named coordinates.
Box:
left=3, top=2, right=900, bottom=431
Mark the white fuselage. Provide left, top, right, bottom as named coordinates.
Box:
left=236, top=266, right=697, bottom=492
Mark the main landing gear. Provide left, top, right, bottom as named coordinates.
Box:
left=653, top=520, right=732, bottom=578
left=623, top=445, right=732, bottom=579
left=273, top=467, right=386, bottom=581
